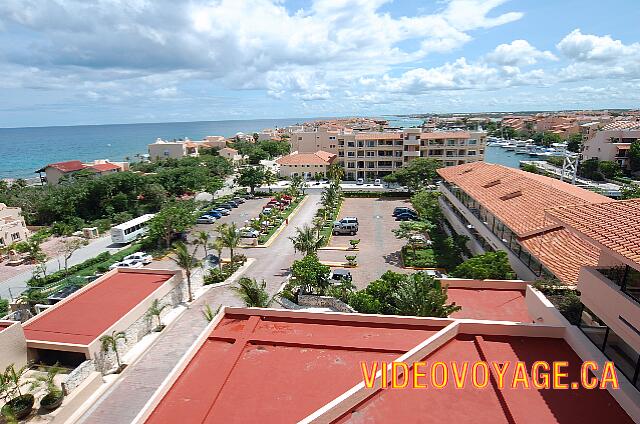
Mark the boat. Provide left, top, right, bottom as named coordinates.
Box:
left=503, top=142, right=516, bottom=151
left=514, top=141, right=530, bottom=154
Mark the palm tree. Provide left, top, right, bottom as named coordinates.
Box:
left=327, top=163, right=344, bottom=182
left=312, top=216, right=325, bottom=240
left=289, top=225, right=323, bottom=256
left=232, top=277, right=272, bottom=307
left=392, top=274, right=461, bottom=318
left=263, top=169, right=278, bottom=193
left=210, top=237, right=224, bottom=270
left=99, top=331, right=127, bottom=371
left=170, top=241, right=200, bottom=302
left=202, top=304, right=221, bottom=322
left=146, top=299, right=169, bottom=331
left=196, top=231, right=210, bottom=260
left=217, top=223, right=241, bottom=263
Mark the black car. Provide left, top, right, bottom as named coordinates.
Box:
left=396, top=212, right=418, bottom=221
left=217, top=204, right=233, bottom=210
left=393, top=207, right=417, bottom=217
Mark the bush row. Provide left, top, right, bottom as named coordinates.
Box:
left=203, top=254, right=248, bottom=285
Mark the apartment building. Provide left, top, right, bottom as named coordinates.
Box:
left=147, top=136, right=228, bottom=161
left=437, top=162, right=611, bottom=284
left=546, top=199, right=640, bottom=392
left=0, top=203, right=28, bottom=248
left=289, top=126, right=342, bottom=154
left=337, top=129, right=485, bottom=181
left=275, top=150, right=336, bottom=178
left=581, top=121, right=640, bottom=169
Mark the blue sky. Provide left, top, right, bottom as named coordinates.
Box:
left=0, top=0, right=639, bottom=127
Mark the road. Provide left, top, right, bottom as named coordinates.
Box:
left=0, top=235, right=126, bottom=300
left=76, top=194, right=321, bottom=424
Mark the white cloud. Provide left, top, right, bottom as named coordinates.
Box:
left=557, top=29, right=640, bottom=62
left=486, top=40, right=556, bottom=66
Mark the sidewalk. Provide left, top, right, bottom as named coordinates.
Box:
left=0, top=235, right=125, bottom=300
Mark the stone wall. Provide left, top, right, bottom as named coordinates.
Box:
left=62, top=360, right=97, bottom=394
left=298, top=294, right=355, bottom=313
left=93, top=280, right=184, bottom=374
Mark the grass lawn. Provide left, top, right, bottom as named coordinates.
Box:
left=401, top=245, right=436, bottom=267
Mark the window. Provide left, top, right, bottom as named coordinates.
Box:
left=11, top=232, right=20, bottom=241
left=366, top=151, right=375, bottom=157
left=468, top=150, right=477, bottom=156
left=447, top=139, right=456, bottom=146
left=347, top=152, right=355, bottom=157
left=329, top=136, right=336, bottom=140
left=468, top=139, right=477, bottom=145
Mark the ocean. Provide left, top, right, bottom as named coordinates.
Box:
left=0, top=116, right=515, bottom=179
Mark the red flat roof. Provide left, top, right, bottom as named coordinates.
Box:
left=0, top=322, right=13, bottom=332
left=145, top=312, right=446, bottom=423
left=447, top=287, right=531, bottom=322
left=335, top=335, right=633, bottom=424
left=24, top=271, right=171, bottom=346
left=144, top=310, right=634, bottom=424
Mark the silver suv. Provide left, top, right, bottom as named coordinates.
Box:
left=333, top=222, right=358, bottom=236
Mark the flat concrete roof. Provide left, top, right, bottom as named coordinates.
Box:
left=334, top=334, right=632, bottom=423
left=142, top=309, right=633, bottom=423
left=24, top=271, right=172, bottom=346
left=145, top=311, right=447, bottom=423
left=447, top=287, right=530, bottom=322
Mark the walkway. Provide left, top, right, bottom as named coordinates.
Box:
left=76, top=194, right=320, bottom=423
left=0, top=235, right=125, bottom=300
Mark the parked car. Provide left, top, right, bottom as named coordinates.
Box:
left=396, top=212, right=418, bottom=221
left=374, top=179, right=381, bottom=186
left=409, top=234, right=430, bottom=245
left=215, top=208, right=231, bottom=215
left=240, top=228, right=260, bottom=238
left=206, top=210, right=223, bottom=218
left=329, top=269, right=352, bottom=284
left=109, top=259, right=143, bottom=270
left=356, top=178, right=364, bottom=185
left=204, top=254, right=220, bottom=268
left=233, top=197, right=245, bottom=204
left=223, top=201, right=239, bottom=208
left=333, top=223, right=358, bottom=236
left=217, top=204, right=233, bottom=210
left=197, top=215, right=217, bottom=224
left=123, top=252, right=153, bottom=264
left=393, top=207, right=417, bottom=217
left=262, top=207, right=273, bottom=214
left=339, top=217, right=359, bottom=226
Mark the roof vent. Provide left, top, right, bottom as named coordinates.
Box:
left=483, top=179, right=501, bottom=188
left=500, top=190, right=523, bottom=201
left=460, top=169, right=474, bottom=174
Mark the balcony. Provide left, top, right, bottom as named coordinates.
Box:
left=598, top=265, right=640, bottom=304
left=403, top=138, right=420, bottom=146
left=403, top=150, right=421, bottom=157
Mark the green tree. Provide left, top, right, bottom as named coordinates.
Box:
left=237, top=166, right=265, bottom=195
left=196, top=231, right=210, bottom=260
left=289, top=254, right=331, bottom=295
left=598, top=161, right=622, bottom=179
left=629, top=140, right=640, bottom=173
left=216, top=223, right=241, bottom=262
left=621, top=184, right=640, bottom=199
left=99, top=331, right=127, bottom=371
left=392, top=273, right=461, bottom=317
left=567, top=133, right=583, bottom=153
left=146, top=299, right=169, bottom=331
left=0, top=298, right=8, bottom=317
left=263, top=169, right=278, bottom=193
left=232, top=277, right=272, bottom=307
left=146, top=202, right=196, bottom=247
left=410, top=190, right=442, bottom=221
left=521, top=163, right=539, bottom=174
left=383, top=158, right=442, bottom=192
left=327, top=163, right=345, bottom=181
left=211, top=237, right=224, bottom=270
left=450, top=251, right=515, bottom=280
left=579, top=158, right=602, bottom=181
left=170, top=241, right=200, bottom=302
left=289, top=225, right=323, bottom=256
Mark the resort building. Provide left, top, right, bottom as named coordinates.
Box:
left=148, top=139, right=200, bottom=161
left=289, top=126, right=342, bottom=154
left=135, top=306, right=638, bottom=423
left=581, top=121, right=640, bottom=169
left=0, top=203, right=29, bottom=248
left=217, top=147, right=242, bottom=163
left=546, top=199, right=640, bottom=391
left=437, top=162, right=611, bottom=284
left=275, top=150, right=337, bottom=179
left=337, top=129, right=485, bottom=181
left=35, top=159, right=128, bottom=185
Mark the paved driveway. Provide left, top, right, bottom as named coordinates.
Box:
left=318, top=197, right=412, bottom=289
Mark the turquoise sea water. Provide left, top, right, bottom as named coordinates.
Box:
left=484, top=145, right=523, bottom=168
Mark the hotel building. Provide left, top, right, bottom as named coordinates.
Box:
left=581, top=121, right=640, bottom=169
left=0, top=203, right=29, bottom=248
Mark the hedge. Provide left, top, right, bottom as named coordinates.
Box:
left=343, top=191, right=410, bottom=198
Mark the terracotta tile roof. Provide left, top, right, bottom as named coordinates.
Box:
left=421, top=131, right=471, bottom=139
left=601, top=120, right=640, bottom=131
left=88, top=163, right=121, bottom=172
left=520, top=227, right=599, bottom=284
left=276, top=150, right=336, bottom=166
left=437, top=162, right=611, bottom=237
left=545, top=199, right=640, bottom=267
left=44, top=160, right=86, bottom=173
left=219, top=147, right=238, bottom=154
left=355, top=132, right=402, bottom=140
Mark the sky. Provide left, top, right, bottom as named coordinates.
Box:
left=0, top=0, right=639, bottom=127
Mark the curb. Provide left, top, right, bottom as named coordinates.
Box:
left=243, top=195, right=309, bottom=249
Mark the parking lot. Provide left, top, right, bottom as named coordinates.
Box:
left=317, top=196, right=413, bottom=289
left=191, top=197, right=271, bottom=238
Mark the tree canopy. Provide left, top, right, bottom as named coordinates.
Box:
left=146, top=201, right=196, bottom=247
left=449, top=251, right=515, bottom=280
left=382, top=158, right=442, bottom=192
left=236, top=166, right=265, bottom=194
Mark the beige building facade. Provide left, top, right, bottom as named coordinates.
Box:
left=275, top=151, right=336, bottom=179
left=0, top=203, right=29, bottom=248
left=581, top=123, right=640, bottom=169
